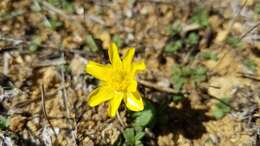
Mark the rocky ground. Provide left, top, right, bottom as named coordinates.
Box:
left=0, top=0, right=259, bottom=146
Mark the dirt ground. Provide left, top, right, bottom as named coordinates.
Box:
left=0, top=0, right=259, bottom=146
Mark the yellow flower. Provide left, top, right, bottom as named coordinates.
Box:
left=85, top=43, right=146, bottom=117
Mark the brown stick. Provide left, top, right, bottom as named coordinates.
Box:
left=239, top=21, right=260, bottom=41
left=40, top=84, right=59, bottom=142
left=137, top=79, right=182, bottom=94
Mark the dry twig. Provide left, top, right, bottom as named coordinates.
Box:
left=40, top=84, right=59, bottom=142
left=240, top=21, right=260, bottom=41
left=116, top=111, right=126, bottom=128
left=60, top=51, right=77, bottom=146
left=137, top=79, right=182, bottom=94
left=237, top=72, right=260, bottom=82
left=14, top=84, right=69, bottom=109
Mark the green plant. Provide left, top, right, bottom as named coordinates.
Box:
left=186, top=32, right=199, bottom=46
left=48, top=0, right=75, bottom=13
left=42, top=16, right=63, bottom=30
left=171, top=95, right=185, bottom=102
left=243, top=58, right=257, bottom=72
left=132, top=100, right=156, bottom=128
left=31, top=0, right=42, bottom=12
left=200, top=51, right=218, bottom=61
left=112, top=35, right=123, bottom=48
left=61, top=1, right=75, bottom=13
left=122, top=128, right=145, bottom=146
left=85, top=34, right=99, bottom=52
left=226, top=36, right=243, bottom=49
left=192, top=66, right=207, bottom=81
left=255, top=3, right=260, bottom=14
left=171, top=65, right=207, bottom=91
left=165, top=20, right=182, bottom=36
left=212, top=97, right=231, bottom=119
left=116, top=100, right=156, bottom=146
left=29, top=36, right=42, bottom=52
left=164, top=41, right=182, bottom=53
left=0, top=116, right=8, bottom=130
left=191, top=7, right=209, bottom=27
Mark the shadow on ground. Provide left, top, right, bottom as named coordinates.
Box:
left=153, top=97, right=213, bottom=140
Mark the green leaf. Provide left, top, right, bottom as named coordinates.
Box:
left=192, top=67, right=207, bottom=82
left=186, top=32, right=199, bottom=46
left=135, top=141, right=144, bottom=146
left=226, top=36, right=243, bottom=49
left=0, top=116, right=8, bottom=129
left=165, top=21, right=182, bottom=36
left=164, top=41, right=182, bottom=53
left=171, top=95, right=185, bottom=102
left=243, top=59, right=257, bottom=72
left=123, top=128, right=135, bottom=145
left=62, top=1, right=75, bottom=13
left=31, top=1, right=42, bottom=12
left=133, top=100, right=156, bottom=128
left=135, top=131, right=145, bottom=141
left=172, top=76, right=186, bottom=92
left=255, top=3, right=260, bottom=14
left=112, top=35, right=123, bottom=48
left=42, top=16, right=63, bottom=30
left=212, top=108, right=225, bottom=119
left=48, top=0, right=60, bottom=6
left=171, top=65, right=207, bottom=91
left=181, top=67, right=193, bottom=77
left=200, top=51, right=218, bottom=61
left=212, top=97, right=231, bottom=119
left=85, top=34, right=99, bottom=52
left=191, top=7, right=209, bottom=27
left=29, top=36, right=42, bottom=52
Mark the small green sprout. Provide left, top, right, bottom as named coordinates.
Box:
left=47, top=0, right=75, bottom=13
left=212, top=97, right=230, bottom=119
left=164, top=41, right=182, bottom=53
left=243, top=58, right=257, bottom=72
left=255, top=3, right=260, bottom=14
left=85, top=34, right=99, bottom=52
left=171, top=65, right=207, bottom=91
left=122, top=128, right=145, bottom=146
left=112, top=34, right=123, bottom=48
left=61, top=1, right=75, bottom=13
left=192, top=66, right=207, bottom=81
left=29, top=36, right=42, bottom=52
left=0, top=116, right=8, bottom=130
left=191, top=7, right=209, bottom=27
left=165, top=20, right=182, bottom=36
left=200, top=51, right=218, bottom=61
left=116, top=100, right=155, bottom=146
left=186, top=32, right=199, bottom=46
left=42, top=16, right=63, bottom=30
left=31, top=0, right=42, bottom=12
left=171, top=95, right=185, bottom=102
left=132, top=100, right=156, bottom=128
left=226, top=36, right=243, bottom=49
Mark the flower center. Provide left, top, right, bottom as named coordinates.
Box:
left=110, top=70, right=130, bottom=91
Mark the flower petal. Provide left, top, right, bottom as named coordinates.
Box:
left=123, top=48, right=135, bottom=71
left=124, top=91, right=144, bottom=112
left=87, top=86, right=114, bottom=107
left=132, top=60, right=146, bottom=75
left=85, top=61, right=112, bottom=81
left=108, top=43, right=122, bottom=67
left=107, top=92, right=124, bottom=117
left=127, top=80, right=137, bottom=92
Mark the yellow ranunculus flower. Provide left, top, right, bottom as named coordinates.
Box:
left=85, top=43, right=146, bottom=117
